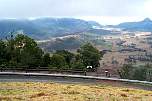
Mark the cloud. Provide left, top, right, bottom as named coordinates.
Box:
left=0, top=0, right=150, bottom=24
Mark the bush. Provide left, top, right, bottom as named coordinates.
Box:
left=118, top=64, right=152, bottom=81
left=132, top=67, right=147, bottom=81
left=71, top=61, right=85, bottom=70
left=50, top=54, right=67, bottom=69
left=118, top=64, right=134, bottom=79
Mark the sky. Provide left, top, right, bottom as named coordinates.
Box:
left=0, top=0, right=152, bottom=25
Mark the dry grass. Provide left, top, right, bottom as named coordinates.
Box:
left=100, top=36, right=152, bottom=70
left=0, top=82, right=151, bottom=101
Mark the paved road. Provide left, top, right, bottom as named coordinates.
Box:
left=0, top=72, right=151, bottom=91
left=0, top=72, right=97, bottom=84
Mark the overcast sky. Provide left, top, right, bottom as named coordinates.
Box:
left=0, top=0, right=152, bottom=25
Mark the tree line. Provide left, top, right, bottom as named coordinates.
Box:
left=0, top=34, right=102, bottom=71
left=0, top=34, right=151, bottom=81
left=118, top=64, right=152, bottom=82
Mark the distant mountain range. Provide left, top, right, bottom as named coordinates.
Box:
left=1, top=17, right=151, bottom=40
left=1, top=17, right=152, bottom=51
left=0, top=18, right=103, bottom=40
left=116, top=18, right=152, bottom=32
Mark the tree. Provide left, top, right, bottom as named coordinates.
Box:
left=132, top=67, right=147, bottom=81
left=5, top=33, right=17, bottom=66
left=0, top=40, right=8, bottom=65
left=55, top=50, right=74, bottom=67
left=6, top=34, right=43, bottom=67
left=143, top=64, right=152, bottom=81
left=71, top=61, right=85, bottom=70
left=146, top=68, right=152, bottom=82
left=17, top=34, right=43, bottom=67
left=78, top=43, right=101, bottom=71
left=50, top=54, right=67, bottom=69
left=41, top=53, right=51, bottom=67
left=118, top=64, right=134, bottom=79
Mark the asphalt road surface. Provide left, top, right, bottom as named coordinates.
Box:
left=0, top=72, right=151, bottom=91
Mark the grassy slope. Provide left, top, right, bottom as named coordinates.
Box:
left=0, top=82, right=151, bottom=101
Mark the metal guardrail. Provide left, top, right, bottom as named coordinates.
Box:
left=0, top=68, right=86, bottom=74
left=0, top=72, right=152, bottom=85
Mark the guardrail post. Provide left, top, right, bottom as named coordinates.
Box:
left=84, top=70, right=87, bottom=76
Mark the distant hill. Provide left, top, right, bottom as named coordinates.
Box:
left=116, top=18, right=152, bottom=32
left=39, top=37, right=83, bottom=51
left=0, top=18, right=102, bottom=40
left=38, top=28, right=118, bottom=51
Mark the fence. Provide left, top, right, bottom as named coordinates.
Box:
left=0, top=66, right=86, bottom=75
